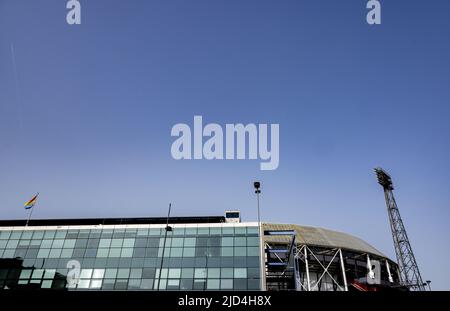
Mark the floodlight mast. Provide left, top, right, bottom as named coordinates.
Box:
left=374, top=168, right=426, bottom=291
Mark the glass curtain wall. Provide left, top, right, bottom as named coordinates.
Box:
left=0, top=225, right=260, bottom=290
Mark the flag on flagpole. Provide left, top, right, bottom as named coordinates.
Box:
left=24, top=193, right=39, bottom=210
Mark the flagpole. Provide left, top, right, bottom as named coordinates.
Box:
left=25, top=206, right=34, bottom=227
left=25, top=192, right=39, bottom=227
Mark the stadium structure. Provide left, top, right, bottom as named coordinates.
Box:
left=0, top=211, right=402, bottom=291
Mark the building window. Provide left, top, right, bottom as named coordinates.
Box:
left=207, top=279, right=220, bottom=290
left=194, top=268, right=207, bottom=279
left=234, top=268, right=247, bottom=278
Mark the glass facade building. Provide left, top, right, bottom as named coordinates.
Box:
left=0, top=218, right=261, bottom=291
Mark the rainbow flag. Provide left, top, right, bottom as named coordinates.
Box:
left=24, top=193, right=39, bottom=210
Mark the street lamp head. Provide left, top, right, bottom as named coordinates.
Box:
left=254, top=181, right=261, bottom=194
left=253, top=181, right=261, bottom=193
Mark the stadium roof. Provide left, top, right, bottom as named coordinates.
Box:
left=264, top=223, right=386, bottom=258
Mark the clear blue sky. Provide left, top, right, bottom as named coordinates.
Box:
left=1, top=0, right=449, bottom=289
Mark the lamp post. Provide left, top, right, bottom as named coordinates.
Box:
left=254, top=181, right=265, bottom=291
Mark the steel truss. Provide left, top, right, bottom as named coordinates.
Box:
left=263, top=228, right=400, bottom=291
left=294, top=245, right=348, bottom=291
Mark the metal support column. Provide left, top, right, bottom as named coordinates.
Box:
left=386, top=260, right=394, bottom=283
left=339, top=249, right=348, bottom=291
left=367, top=254, right=375, bottom=280
left=304, top=246, right=311, bottom=291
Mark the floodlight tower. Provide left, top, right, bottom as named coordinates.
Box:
left=374, top=168, right=426, bottom=291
